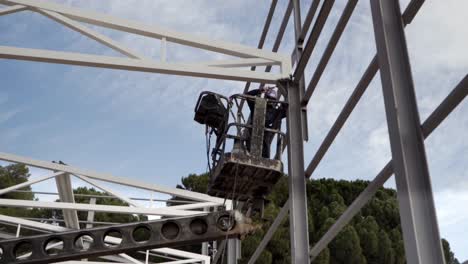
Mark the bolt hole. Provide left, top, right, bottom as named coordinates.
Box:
left=132, top=225, right=151, bottom=243
left=0, top=246, right=3, bottom=260
left=161, top=222, right=180, bottom=240
left=217, top=215, right=235, bottom=231
left=14, top=241, right=33, bottom=260
left=190, top=218, right=208, bottom=235
left=74, top=234, right=94, bottom=251
left=104, top=230, right=123, bottom=247
left=45, top=238, right=64, bottom=256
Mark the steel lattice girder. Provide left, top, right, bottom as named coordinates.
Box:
left=0, top=211, right=255, bottom=264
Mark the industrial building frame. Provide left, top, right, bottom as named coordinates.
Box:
left=0, top=0, right=466, bottom=264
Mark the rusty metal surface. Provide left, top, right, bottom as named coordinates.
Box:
left=0, top=211, right=255, bottom=264
left=209, top=152, right=283, bottom=200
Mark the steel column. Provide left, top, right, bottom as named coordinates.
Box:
left=292, top=0, right=309, bottom=141
left=371, top=1, right=445, bottom=263
left=227, top=239, right=237, bottom=264
left=283, top=79, right=310, bottom=264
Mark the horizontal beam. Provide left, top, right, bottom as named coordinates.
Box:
left=0, top=4, right=26, bottom=16
left=0, top=215, right=211, bottom=263
left=74, top=174, right=142, bottom=207
left=205, top=58, right=279, bottom=68
left=0, top=214, right=68, bottom=232
left=2, top=0, right=285, bottom=62
left=36, top=9, right=146, bottom=59
left=0, top=151, right=225, bottom=204
left=0, top=171, right=65, bottom=195
left=0, top=211, right=247, bottom=264
left=0, top=198, right=200, bottom=216
left=0, top=46, right=283, bottom=83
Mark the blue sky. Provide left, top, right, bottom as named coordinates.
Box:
left=1, top=0, right=467, bottom=260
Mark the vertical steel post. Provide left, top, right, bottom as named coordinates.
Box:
left=292, top=0, right=309, bottom=141
left=370, top=1, right=445, bottom=263
left=227, top=238, right=237, bottom=264
left=282, top=79, right=310, bottom=264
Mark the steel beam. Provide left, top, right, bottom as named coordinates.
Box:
left=86, top=197, right=97, bottom=229
left=293, top=0, right=335, bottom=81
left=371, top=0, right=445, bottom=263
left=0, top=198, right=197, bottom=217
left=310, top=74, right=467, bottom=260
left=297, top=0, right=321, bottom=44
left=75, top=174, right=142, bottom=207
left=0, top=152, right=225, bottom=203
left=292, top=0, right=309, bottom=141
left=241, top=0, right=292, bottom=112
left=0, top=214, right=212, bottom=263
left=302, top=0, right=358, bottom=105
left=0, top=4, right=26, bottom=16
left=0, top=211, right=250, bottom=264
left=55, top=173, right=80, bottom=229
left=283, top=79, right=310, bottom=263
left=0, top=171, right=64, bottom=196
left=227, top=239, right=237, bottom=264
left=248, top=0, right=428, bottom=258
left=2, top=0, right=284, bottom=62
left=36, top=9, right=146, bottom=59
left=0, top=46, right=283, bottom=84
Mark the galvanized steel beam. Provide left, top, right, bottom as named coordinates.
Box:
left=371, top=0, right=445, bottom=263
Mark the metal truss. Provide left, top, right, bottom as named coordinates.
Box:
left=0, top=0, right=290, bottom=84
left=0, top=152, right=229, bottom=263
left=0, top=0, right=466, bottom=263
left=0, top=210, right=254, bottom=264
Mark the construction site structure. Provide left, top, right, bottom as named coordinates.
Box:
left=0, top=0, right=466, bottom=263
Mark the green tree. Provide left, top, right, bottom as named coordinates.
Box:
left=169, top=173, right=462, bottom=263
left=377, top=229, right=394, bottom=264
left=443, top=238, right=460, bottom=264
left=357, top=216, right=379, bottom=263
left=0, top=164, right=33, bottom=200
left=329, top=225, right=366, bottom=264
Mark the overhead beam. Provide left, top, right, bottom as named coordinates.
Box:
left=0, top=46, right=283, bottom=83
left=75, top=174, right=142, bottom=207
left=196, top=58, right=279, bottom=68
left=0, top=4, right=26, bottom=16
left=2, top=0, right=286, bottom=62
left=36, top=9, right=147, bottom=59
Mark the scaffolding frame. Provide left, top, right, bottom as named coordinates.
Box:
left=0, top=0, right=466, bottom=263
